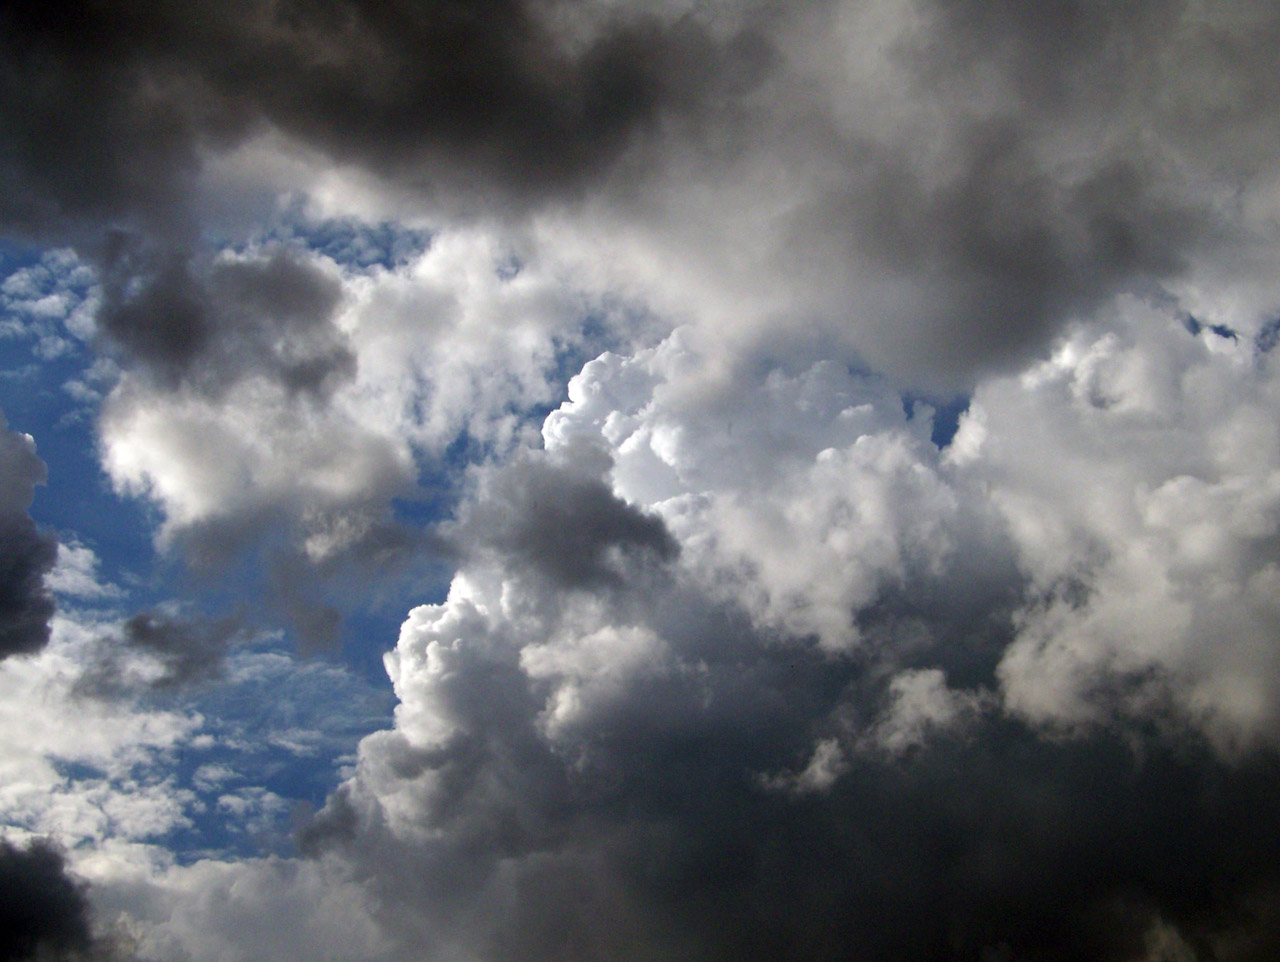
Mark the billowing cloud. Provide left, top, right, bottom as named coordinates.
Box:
left=276, top=311, right=1280, bottom=960
left=459, top=447, right=678, bottom=593
left=957, top=299, right=1280, bottom=753
left=98, top=229, right=596, bottom=543
left=541, top=330, right=1002, bottom=650
left=93, top=226, right=611, bottom=647
left=5, top=3, right=1280, bottom=962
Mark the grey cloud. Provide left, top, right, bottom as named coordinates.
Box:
left=0, top=0, right=770, bottom=239
left=461, top=450, right=678, bottom=593
left=8, top=4, right=1280, bottom=957
left=0, top=838, right=92, bottom=962
left=272, top=518, right=456, bottom=652
left=0, top=3, right=235, bottom=242
left=198, top=509, right=451, bottom=652
left=119, top=609, right=240, bottom=688
left=301, top=346, right=1280, bottom=961
left=315, top=576, right=1280, bottom=962
left=78, top=609, right=242, bottom=694
left=0, top=410, right=57, bottom=659
left=97, top=240, right=353, bottom=398
left=804, top=129, right=1200, bottom=385
left=142, top=500, right=453, bottom=655
left=839, top=0, right=1280, bottom=382
left=4, top=1, right=1280, bottom=388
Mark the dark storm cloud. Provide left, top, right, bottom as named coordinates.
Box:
left=0, top=838, right=92, bottom=962
left=3, top=0, right=1280, bottom=388
left=0, top=0, right=774, bottom=432
left=97, top=240, right=353, bottom=397
left=313, top=574, right=1280, bottom=962
left=299, top=399, right=1280, bottom=962
left=0, top=2, right=244, bottom=242
left=6, top=4, right=1280, bottom=955
left=0, top=410, right=57, bottom=660
left=0, top=0, right=771, bottom=238
left=462, top=450, right=678, bottom=592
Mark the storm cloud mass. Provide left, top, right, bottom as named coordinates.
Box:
left=0, top=410, right=56, bottom=659
left=3, top=1, right=1280, bottom=960
left=0, top=839, right=92, bottom=962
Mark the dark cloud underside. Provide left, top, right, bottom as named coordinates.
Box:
left=464, top=452, right=678, bottom=592
left=318, top=624, right=1280, bottom=962
left=0, top=410, right=56, bottom=660
left=0, top=0, right=768, bottom=233
left=6, top=0, right=1280, bottom=384
left=97, top=241, right=352, bottom=395
left=0, top=839, right=92, bottom=962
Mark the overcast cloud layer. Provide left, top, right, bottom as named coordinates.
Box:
left=4, top=1, right=1280, bottom=960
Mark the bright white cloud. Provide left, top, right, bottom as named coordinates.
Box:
left=953, top=299, right=1280, bottom=751
left=544, top=329, right=976, bottom=650
left=97, top=227, right=615, bottom=556
left=45, top=542, right=123, bottom=601
left=0, top=614, right=200, bottom=860
left=97, top=855, right=391, bottom=962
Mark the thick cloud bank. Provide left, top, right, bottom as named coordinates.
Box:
left=0, top=838, right=92, bottom=962
left=283, top=304, right=1280, bottom=962
left=6, top=0, right=1280, bottom=383
left=4, top=2, right=1280, bottom=962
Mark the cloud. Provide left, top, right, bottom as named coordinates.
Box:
left=96, top=241, right=352, bottom=398
left=265, top=307, right=1280, bottom=960
left=0, top=838, right=92, bottom=962
left=542, top=330, right=1008, bottom=651
left=77, top=609, right=243, bottom=695
left=100, top=855, right=390, bottom=962
left=7, top=0, right=1280, bottom=389
left=0, top=409, right=57, bottom=659
left=306, top=534, right=1280, bottom=962
left=92, top=226, right=608, bottom=649
left=460, top=446, right=678, bottom=594
left=0, top=247, right=98, bottom=357
left=0, top=0, right=768, bottom=239
left=45, top=543, right=122, bottom=603
left=0, top=614, right=203, bottom=850
left=862, top=667, right=989, bottom=757
left=7, top=4, right=1280, bottom=961
left=97, top=230, right=594, bottom=546
left=950, top=298, right=1280, bottom=752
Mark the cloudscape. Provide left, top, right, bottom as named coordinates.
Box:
left=3, top=2, right=1280, bottom=960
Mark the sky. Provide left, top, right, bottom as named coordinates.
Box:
left=3, top=1, right=1280, bottom=960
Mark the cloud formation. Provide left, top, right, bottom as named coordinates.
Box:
left=0, top=409, right=56, bottom=659
left=6, top=0, right=1280, bottom=381
left=288, top=309, right=1280, bottom=961
left=4, top=2, right=1280, bottom=962
left=0, top=838, right=92, bottom=962
left=77, top=609, right=243, bottom=694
